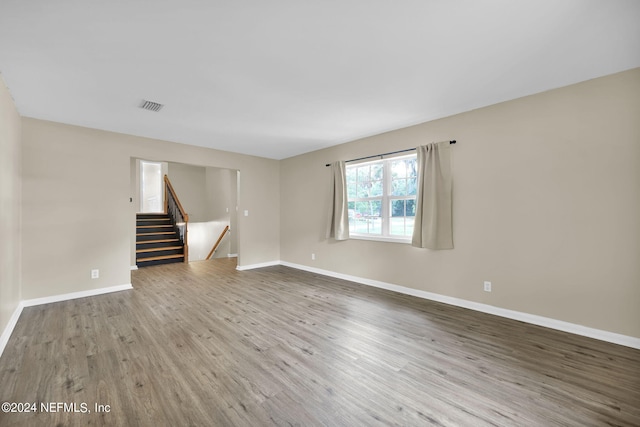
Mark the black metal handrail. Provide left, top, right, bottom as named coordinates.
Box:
left=164, top=175, right=189, bottom=262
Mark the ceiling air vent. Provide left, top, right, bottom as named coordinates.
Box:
left=140, top=100, right=164, bottom=112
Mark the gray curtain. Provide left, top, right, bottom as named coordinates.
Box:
left=326, top=161, right=349, bottom=241
left=412, top=142, right=453, bottom=249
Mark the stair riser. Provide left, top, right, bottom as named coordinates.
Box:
left=136, top=233, right=179, bottom=241
left=136, top=213, right=170, bottom=219
left=137, top=248, right=184, bottom=259
left=137, top=220, right=172, bottom=227
left=136, top=257, right=184, bottom=268
left=137, top=241, right=181, bottom=250
left=137, top=226, right=176, bottom=234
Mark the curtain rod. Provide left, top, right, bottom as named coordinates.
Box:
left=325, top=140, right=456, bottom=167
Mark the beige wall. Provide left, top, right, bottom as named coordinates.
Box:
left=0, top=76, right=22, bottom=335
left=21, top=119, right=280, bottom=299
left=205, top=167, right=238, bottom=257
left=167, top=162, right=208, bottom=222
left=280, top=68, right=640, bottom=338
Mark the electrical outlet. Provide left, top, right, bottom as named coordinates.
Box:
left=91, top=269, right=99, bottom=279
left=483, top=281, right=492, bottom=292
left=311, top=253, right=316, bottom=260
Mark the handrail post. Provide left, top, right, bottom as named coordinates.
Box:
left=164, top=179, right=168, bottom=214
left=184, top=227, right=189, bottom=263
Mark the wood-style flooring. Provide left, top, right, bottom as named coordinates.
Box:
left=0, top=258, right=639, bottom=426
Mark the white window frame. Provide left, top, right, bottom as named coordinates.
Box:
left=346, top=154, right=417, bottom=244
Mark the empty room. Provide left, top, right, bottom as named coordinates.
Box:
left=1, top=1, right=639, bottom=426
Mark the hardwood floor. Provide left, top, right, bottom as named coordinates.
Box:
left=1, top=258, right=639, bottom=426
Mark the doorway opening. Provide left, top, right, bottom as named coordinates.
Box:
left=130, top=159, right=239, bottom=267
left=140, top=160, right=164, bottom=213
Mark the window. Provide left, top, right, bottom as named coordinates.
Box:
left=346, top=154, right=417, bottom=242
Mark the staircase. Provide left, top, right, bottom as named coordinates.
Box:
left=136, top=213, right=185, bottom=267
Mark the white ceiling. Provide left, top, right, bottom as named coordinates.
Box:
left=1, top=1, right=639, bottom=159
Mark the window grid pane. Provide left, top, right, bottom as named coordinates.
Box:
left=390, top=197, right=416, bottom=236
left=346, top=155, right=415, bottom=240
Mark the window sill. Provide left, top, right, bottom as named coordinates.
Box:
left=348, top=234, right=412, bottom=244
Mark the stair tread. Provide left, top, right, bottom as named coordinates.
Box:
left=137, top=254, right=185, bottom=262
left=136, top=246, right=183, bottom=253
left=137, top=224, right=174, bottom=228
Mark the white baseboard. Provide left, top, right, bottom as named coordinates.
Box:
left=227, top=253, right=238, bottom=258
left=236, top=260, right=280, bottom=271
left=130, top=265, right=138, bottom=270
left=280, top=261, right=640, bottom=350
left=21, top=284, right=133, bottom=307
left=0, top=303, right=24, bottom=359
